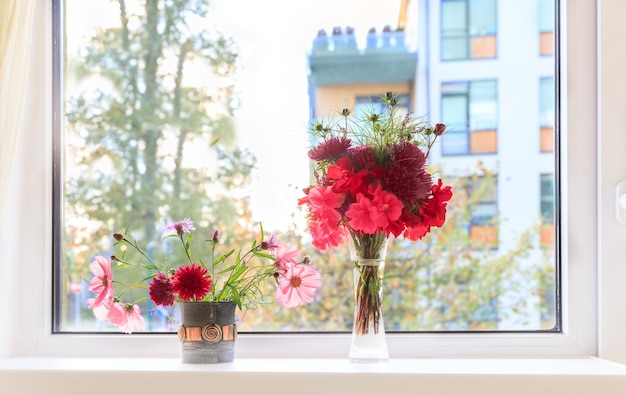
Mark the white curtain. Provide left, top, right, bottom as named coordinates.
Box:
left=0, top=0, right=36, bottom=234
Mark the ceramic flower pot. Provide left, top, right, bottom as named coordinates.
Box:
left=177, top=301, right=237, bottom=363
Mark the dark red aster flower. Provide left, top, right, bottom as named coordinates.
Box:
left=308, top=137, right=351, bottom=161
left=149, top=273, right=175, bottom=306
left=347, top=145, right=377, bottom=172
left=382, top=142, right=432, bottom=205
left=171, top=263, right=212, bottom=302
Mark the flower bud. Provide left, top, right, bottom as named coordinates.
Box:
left=386, top=91, right=398, bottom=106
left=113, top=233, right=124, bottom=241
left=212, top=229, right=220, bottom=244
left=367, top=113, right=380, bottom=123
left=434, top=123, right=446, bottom=136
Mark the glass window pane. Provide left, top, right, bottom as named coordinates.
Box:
left=469, top=0, right=497, bottom=36
left=442, top=93, right=468, bottom=126
left=441, top=0, right=469, bottom=60
left=56, top=0, right=558, bottom=333
left=441, top=130, right=469, bottom=155
left=540, top=174, right=555, bottom=223
left=469, top=80, right=497, bottom=130
left=538, top=0, right=555, bottom=33
left=540, top=77, right=555, bottom=127
left=442, top=1, right=468, bottom=32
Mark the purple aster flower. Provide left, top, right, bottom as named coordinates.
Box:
left=164, top=218, right=195, bottom=236
left=347, top=145, right=377, bottom=171
left=261, top=233, right=280, bottom=250
left=308, top=137, right=351, bottom=161
left=382, top=142, right=432, bottom=205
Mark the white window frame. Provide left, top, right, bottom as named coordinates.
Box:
left=1, top=0, right=625, bottom=369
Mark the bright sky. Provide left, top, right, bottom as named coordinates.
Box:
left=210, top=0, right=402, bottom=231
left=67, top=0, right=402, bottom=232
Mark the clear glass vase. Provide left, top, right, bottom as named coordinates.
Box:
left=347, top=231, right=390, bottom=363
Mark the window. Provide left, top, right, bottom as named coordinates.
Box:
left=539, top=0, right=555, bottom=55
left=540, top=76, right=555, bottom=152
left=3, top=0, right=618, bottom=361
left=441, top=0, right=497, bottom=61
left=54, top=0, right=557, bottom=335
left=440, top=80, right=498, bottom=155
left=466, top=176, right=498, bottom=247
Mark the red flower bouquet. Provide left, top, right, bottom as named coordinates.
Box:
left=299, top=93, right=452, bottom=341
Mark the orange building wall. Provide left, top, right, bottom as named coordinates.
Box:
left=313, top=82, right=414, bottom=118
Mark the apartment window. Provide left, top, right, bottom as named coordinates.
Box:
left=540, top=77, right=555, bottom=152
left=538, top=0, right=555, bottom=56
left=440, top=80, right=498, bottom=155
left=441, top=0, right=497, bottom=61
left=465, top=176, right=498, bottom=247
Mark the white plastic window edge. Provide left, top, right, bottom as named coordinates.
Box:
left=3, top=0, right=622, bottom=362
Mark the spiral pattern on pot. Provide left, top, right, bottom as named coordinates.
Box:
left=201, top=324, right=223, bottom=342
left=177, top=325, right=186, bottom=342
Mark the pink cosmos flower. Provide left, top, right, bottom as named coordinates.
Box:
left=87, top=297, right=112, bottom=321
left=107, top=302, right=145, bottom=334
left=164, top=218, right=195, bottom=236
left=106, top=301, right=127, bottom=328
left=119, top=304, right=146, bottom=334
left=273, top=243, right=300, bottom=272
left=88, top=255, right=114, bottom=308
left=275, top=263, right=322, bottom=308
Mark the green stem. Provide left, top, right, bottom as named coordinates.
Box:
left=178, top=235, right=192, bottom=264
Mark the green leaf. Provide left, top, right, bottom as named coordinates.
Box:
left=252, top=251, right=275, bottom=260
left=185, top=232, right=192, bottom=249
left=140, top=274, right=157, bottom=283
left=214, top=249, right=235, bottom=265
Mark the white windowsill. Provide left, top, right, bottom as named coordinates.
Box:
left=1, top=356, right=626, bottom=395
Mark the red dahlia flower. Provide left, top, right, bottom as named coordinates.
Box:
left=171, top=263, right=212, bottom=301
